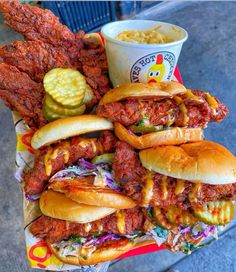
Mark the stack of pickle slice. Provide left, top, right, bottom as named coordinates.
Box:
left=153, top=200, right=234, bottom=229
left=43, top=68, right=94, bottom=121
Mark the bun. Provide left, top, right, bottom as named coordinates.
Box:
left=139, top=141, right=236, bottom=185
left=98, top=82, right=186, bottom=106
left=115, top=122, right=203, bottom=149
left=31, top=115, right=113, bottom=149
left=83, top=33, right=103, bottom=46
left=49, top=179, right=136, bottom=209
left=48, top=238, right=155, bottom=266
left=39, top=190, right=116, bottom=223
left=48, top=238, right=134, bottom=266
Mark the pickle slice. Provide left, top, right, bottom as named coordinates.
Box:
left=45, top=94, right=86, bottom=116
left=153, top=207, right=173, bottom=229
left=83, top=85, right=94, bottom=104
left=43, top=104, right=64, bottom=121
left=43, top=68, right=86, bottom=107
left=91, top=153, right=115, bottom=164
left=129, top=125, right=164, bottom=134
left=43, top=103, right=86, bottom=121
left=192, top=200, right=234, bottom=225
left=165, top=206, right=198, bottom=226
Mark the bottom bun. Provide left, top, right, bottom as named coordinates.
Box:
left=48, top=238, right=155, bottom=266
left=49, top=179, right=136, bottom=209
left=40, top=190, right=116, bottom=223
left=114, top=122, right=203, bottom=149
left=48, top=238, right=134, bottom=266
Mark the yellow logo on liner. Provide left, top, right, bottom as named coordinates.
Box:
left=27, top=241, right=62, bottom=269
left=16, top=132, right=34, bottom=153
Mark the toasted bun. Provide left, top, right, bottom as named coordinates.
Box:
left=98, top=82, right=186, bottom=106
left=40, top=190, right=116, bottom=223
left=115, top=122, right=203, bottom=149
left=31, top=115, right=113, bottom=149
left=48, top=238, right=155, bottom=266
left=83, top=33, right=103, bottom=46
left=49, top=179, right=136, bottom=209
left=139, top=141, right=236, bottom=185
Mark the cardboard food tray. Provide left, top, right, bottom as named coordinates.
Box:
left=13, top=68, right=182, bottom=270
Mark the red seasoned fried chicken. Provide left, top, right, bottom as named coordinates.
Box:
left=97, top=90, right=228, bottom=128
left=30, top=207, right=144, bottom=243
left=0, top=0, right=78, bottom=50
left=113, top=141, right=236, bottom=209
left=150, top=174, right=236, bottom=209
left=113, top=141, right=146, bottom=199
left=24, top=131, right=117, bottom=195
left=98, top=100, right=142, bottom=126
left=30, top=208, right=201, bottom=253
left=0, top=0, right=109, bottom=88
left=0, top=1, right=111, bottom=128
left=0, top=0, right=85, bottom=68
left=79, top=46, right=110, bottom=98
left=0, top=41, right=72, bottom=82
left=0, top=63, right=46, bottom=128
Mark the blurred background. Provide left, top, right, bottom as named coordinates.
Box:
left=23, top=1, right=172, bottom=32
left=0, top=1, right=236, bottom=272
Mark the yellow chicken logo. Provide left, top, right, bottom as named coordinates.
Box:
left=147, top=54, right=165, bottom=83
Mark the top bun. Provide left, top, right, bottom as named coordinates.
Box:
left=139, top=141, right=236, bottom=185
left=40, top=190, right=116, bottom=223
left=31, top=115, right=113, bottom=149
left=98, top=82, right=186, bottom=106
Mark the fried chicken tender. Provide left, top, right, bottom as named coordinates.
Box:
left=79, top=44, right=110, bottom=106
left=113, top=141, right=236, bottom=209
left=0, top=0, right=76, bottom=48
left=0, top=0, right=84, bottom=66
left=0, top=41, right=73, bottom=82
left=31, top=207, right=144, bottom=243
left=0, top=0, right=110, bottom=96
left=24, top=131, right=117, bottom=195
left=0, top=0, right=111, bottom=128
left=0, top=63, right=46, bottom=129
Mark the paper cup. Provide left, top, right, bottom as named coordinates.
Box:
left=101, top=20, right=188, bottom=87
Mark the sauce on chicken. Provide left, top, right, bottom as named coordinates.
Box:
left=24, top=131, right=117, bottom=195
left=113, top=141, right=236, bottom=209
left=97, top=90, right=228, bottom=128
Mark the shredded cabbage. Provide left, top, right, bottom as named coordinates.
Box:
left=125, top=234, right=139, bottom=239
left=25, top=193, right=40, bottom=202
left=148, top=221, right=225, bottom=254
left=53, top=240, right=82, bottom=257
left=49, top=159, right=121, bottom=192
left=179, top=222, right=218, bottom=240
left=50, top=165, right=96, bottom=180
left=147, top=228, right=168, bottom=246
left=96, top=166, right=121, bottom=192
left=84, top=234, right=120, bottom=247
